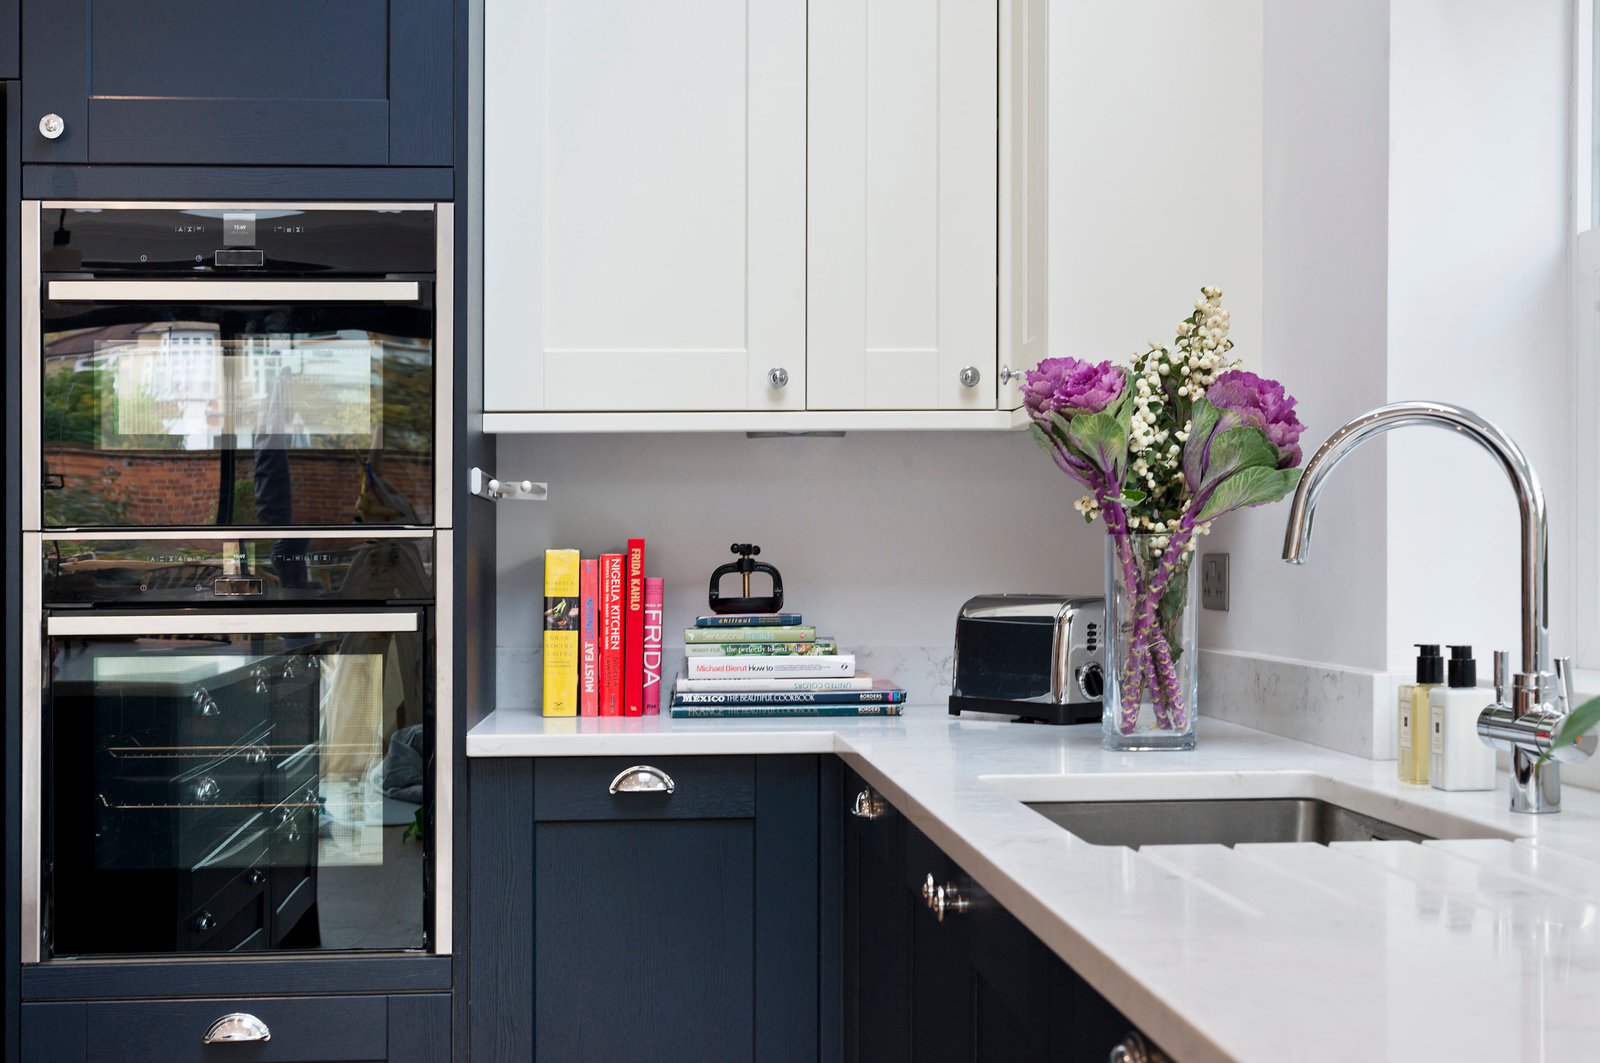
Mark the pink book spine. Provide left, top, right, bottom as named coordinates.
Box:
left=643, top=577, right=664, bottom=715
left=579, top=560, right=599, bottom=716
left=624, top=538, right=646, bottom=716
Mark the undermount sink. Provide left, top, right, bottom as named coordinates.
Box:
left=1026, top=797, right=1433, bottom=848
left=983, top=771, right=1522, bottom=849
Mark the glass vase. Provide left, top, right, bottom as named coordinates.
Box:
left=1102, top=532, right=1199, bottom=751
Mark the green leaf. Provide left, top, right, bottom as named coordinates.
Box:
left=1200, top=426, right=1280, bottom=490
left=1181, top=399, right=1222, bottom=489
left=1065, top=410, right=1128, bottom=484
left=1197, top=466, right=1300, bottom=521
left=1540, top=695, right=1600, bottom=764
left=1109, top=488, right=1147, bottom=506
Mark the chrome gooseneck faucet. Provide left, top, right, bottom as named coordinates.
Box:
left=1281, top=400, right=1594, bottom=813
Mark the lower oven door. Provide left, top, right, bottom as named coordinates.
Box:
left=35, top=609, right=436, bottom=960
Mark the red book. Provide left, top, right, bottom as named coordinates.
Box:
left=599, top=553, right=624, bottom=716
left=579, top=559, right=599, bottom=716
left=643, top=577, right=664, bottom=715
left=624, top=538, right=646, bottom=716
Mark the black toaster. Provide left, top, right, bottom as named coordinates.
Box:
left=947, top=594, right=1106, bottom=724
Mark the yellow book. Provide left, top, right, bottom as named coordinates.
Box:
left=542, top=549, right=581, bottom=716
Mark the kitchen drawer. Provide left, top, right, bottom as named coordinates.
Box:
left=23, top=994, right=450, bottom=1061
left=29, top=997, right=384, bottom=1062
left=532, top=755, right=755, bottom=821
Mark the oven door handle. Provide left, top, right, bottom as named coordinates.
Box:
left=46, top=611, right=420, bottom=636
left=45, top=280, right=421, bottom=302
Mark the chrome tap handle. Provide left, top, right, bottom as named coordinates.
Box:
left=1493, top=650, right=1510, bottom=707
left=1554, top=657, right=1574, bottom=715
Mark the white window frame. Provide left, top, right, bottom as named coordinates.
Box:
left=1574, top=1, right=1600, bottom=669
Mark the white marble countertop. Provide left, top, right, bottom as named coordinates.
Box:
left=467, top=706, right=1600, bottom=1062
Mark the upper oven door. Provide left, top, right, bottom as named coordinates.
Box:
left=23, top=203, right=451, bottom=532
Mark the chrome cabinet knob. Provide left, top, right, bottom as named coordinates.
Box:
left=958, top=366, right=981, bottom=388
left=922, top=873, right=937, bottom=906
left=850, top=788, right=885, bottom=820
left=38, top=113, right=65, bottom=139
left=999, top=364, right=1020, bottom=386
left=931, top=883, right=969, bottom=922
left=203, top=1013, right=271, bottom=1044
left=246, top=869, right=267, bottom=887
left=768, top=367, right=790, bottom=389
left=192, top=689, right=219, bottom=717
left=193, top=911, right=217, bottom=934
left=191, top=777, right=221, bottom=803
left=1109, top=1032, right=1169, bottom=1063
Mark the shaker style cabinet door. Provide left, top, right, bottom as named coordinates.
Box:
left=1, top=0, right=17, bottom=79
left=806, top=0, right=999, bottom=411
left=21, top=0, right=451, bottom=165
left=483, top=0, right=807, bottom=413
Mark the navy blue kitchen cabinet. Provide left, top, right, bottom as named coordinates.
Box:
left=2, top=0, right=17, bottom=79
left=20, top=992, right=450, bottom=1061
left=21, top=0, right=450, bottom=165
left=842, top=767, right=1137, bottom=1062
left=469, top=754, right=837, bottom=1062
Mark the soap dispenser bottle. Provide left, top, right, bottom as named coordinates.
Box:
left=1397, top=644, right=1443, bottom=783
left=1429, top=645, right=1496, bottom=791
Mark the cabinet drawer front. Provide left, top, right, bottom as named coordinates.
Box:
left=84, top=995, right=386, bottom=1062
left=533, top=755, right=755, bottom=821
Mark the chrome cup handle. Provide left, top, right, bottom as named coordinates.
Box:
left=203, top=1012, right=271, bottom=1044
left=608, top=765, right=675, bottom=795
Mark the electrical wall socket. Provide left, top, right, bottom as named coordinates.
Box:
left=1201, top=553, right=1230, bottom=611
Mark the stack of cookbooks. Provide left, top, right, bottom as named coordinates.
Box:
left=670, top=613, right=906, bottom=718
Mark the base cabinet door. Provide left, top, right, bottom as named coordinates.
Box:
left=470, top=754, right=828, bottom=1061
left=842, top=771, right=913, bottom=1063
left=21, top=993, right=450, bottom=1062
left=844, top=770, right=1140, bottom=1063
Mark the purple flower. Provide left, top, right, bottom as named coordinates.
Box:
left=1023, top=358, right=1126, bottom=422
left=1205, top=370, right=1305, bottom=469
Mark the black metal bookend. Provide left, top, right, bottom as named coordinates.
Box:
left=708, top=543, right=784, bottom=614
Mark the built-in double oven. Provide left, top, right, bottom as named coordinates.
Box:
left=20, top=202, right=453, bottom=964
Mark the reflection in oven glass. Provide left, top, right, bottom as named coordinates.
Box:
left=46, top=625, right=428, bottom=957
left=41, top=311, right=434, bottom=527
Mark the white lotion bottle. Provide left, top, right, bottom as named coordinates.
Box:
left=1430, top=645, right=1496, bottom=791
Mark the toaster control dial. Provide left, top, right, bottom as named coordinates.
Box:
left=1076, top=663, right=1105, bottom=701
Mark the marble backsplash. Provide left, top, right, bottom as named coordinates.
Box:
left=1195, top=648, right=1396, bottom=759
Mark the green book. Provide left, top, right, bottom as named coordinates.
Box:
left=683, top=625, right=816, bottom=644
left=684, top=639, right=838, bottom=657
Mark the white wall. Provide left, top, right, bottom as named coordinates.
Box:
left=495, top=0, right=1270, bottom=708
left=1200, top=0, right=1393, bottom=672
left=1050, top=0, right=1263, bottom=364
left=1385, top=0, right=1573, bottom=674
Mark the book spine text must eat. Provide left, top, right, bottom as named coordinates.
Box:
left=541, top=549, right=580, bottom=717
left=579, top=559, right=598, bottom=716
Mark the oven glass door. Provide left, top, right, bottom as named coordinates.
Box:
left=42, top=610, right=433, bottom=958
left=39, top=282, right=435, bottom=528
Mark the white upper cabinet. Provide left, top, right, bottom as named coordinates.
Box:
left=484, top=0, right=806, bottom=413
left=807, top=0, right=997, bottom=411
left=481, top=0, right=1046, bottom=427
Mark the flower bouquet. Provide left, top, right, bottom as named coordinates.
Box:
left=1024, top=289, right=1305, bottom=749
